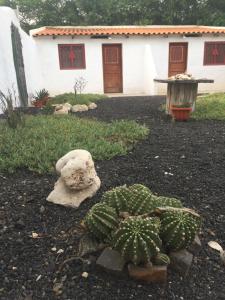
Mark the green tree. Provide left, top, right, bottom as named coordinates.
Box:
left=1, top=0, right=225, bottom=30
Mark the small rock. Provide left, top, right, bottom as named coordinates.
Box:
left=54, top=103, right=71, bottom=115
left=128, top=264, right=167, bottom=283
left=88, top=103, right=97, bottom=110
left=71, top=104, right=89, bottom=112
left=31, top=232, right=39, bottom=239
left=40, top=206, right=45, bottom=213
left=96, top=247, right=125, bottom=274
left=57, top=249, right=64, bottom=254
left=81, top=272, right=89, bottom=278
left=188, top=235, right=202, bottom=256
left=78, top=233, right=100, bottom=257
left=36, top=275, right=42, bottom=281
left=53, top=282, right=63, bottom=295
left=169, top=249, right=193, bottom=276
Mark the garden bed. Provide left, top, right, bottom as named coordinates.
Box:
left=0, top=96, right=225, bottom=299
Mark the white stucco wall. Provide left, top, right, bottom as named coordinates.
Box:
left=0, top=7, right=42, bottom=112
left=33, top=33, right=225, bottom=96
left=33, top=35, right=148, bottom=96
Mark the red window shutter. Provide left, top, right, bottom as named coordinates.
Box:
left=58, top=44, right=86, bottom=70
left=204, top=42, right=225, bottom=65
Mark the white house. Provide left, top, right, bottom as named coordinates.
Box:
left=1, top=6, right=225, bottom=110
left=31, top=25, right=225, bottom=96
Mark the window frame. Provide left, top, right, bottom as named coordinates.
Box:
left=58, top=44, right=86, bottom=70
left=204, top=41, right=225, bottom=66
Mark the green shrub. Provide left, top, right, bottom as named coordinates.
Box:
left=0, top=115, right=149, bottom=173
left=192, top=93, right=225, bottom=120
left=0, top=89, right=25, bottom=129
left=49, top=93, right=107, bottom=106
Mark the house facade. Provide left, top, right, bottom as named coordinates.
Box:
left=31, top=26, right=225, bottom=96
left=1, top=6, right=225, bottom=111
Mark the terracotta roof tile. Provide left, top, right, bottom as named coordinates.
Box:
left=31, top=25, right=225, bottom=37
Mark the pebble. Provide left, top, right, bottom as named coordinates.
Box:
left=82, top=272, right=89, bottom=278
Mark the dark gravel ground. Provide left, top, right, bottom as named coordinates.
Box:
left=0, top=96, right=225, bottom=300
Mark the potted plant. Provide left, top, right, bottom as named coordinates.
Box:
left=170, top=102, right=193, bottom=121
left=32, top=89, right=49, bottom=108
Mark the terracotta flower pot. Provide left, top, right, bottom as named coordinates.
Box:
left=170, top=106, right=192, bottom=121
left=32, top=97, right=49, bottom=108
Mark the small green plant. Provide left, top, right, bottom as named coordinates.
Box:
left=34, top=89, right=49, bottom=101
left=49, top=93, right=107, bottom=106
left=160, top=209, right=201, bottom=251
left=0, top=89, right=24, bottom=129
left=74, top=77, right=87, bottom=98
left=153, top=253, right=170, bottom=266
left=41, top=102, right=55, bottom=115
left=113, top=216, right=162, bottom=265
left=84, top=203, right=119, bottom=241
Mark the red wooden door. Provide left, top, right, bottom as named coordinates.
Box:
left=102, top=44, right=123, bottom=93
left=168, top=43, right=188, bottom=77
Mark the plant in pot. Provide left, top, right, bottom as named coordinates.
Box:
left=170, top=101, right=193, bottom=121
left=32, top=89, right=49, bottom=108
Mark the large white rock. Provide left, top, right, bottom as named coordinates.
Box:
left=54, top=103, right=72, bottom=115
left=88, top=102, right=97, bottom=110
left=71, top=104, right=89, bottom=112
left=47, top=150, right=101, bottom=208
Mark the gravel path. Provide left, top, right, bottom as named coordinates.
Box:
left=0, top=96, right=225, bottom=300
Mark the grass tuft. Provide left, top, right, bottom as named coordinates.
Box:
left=49, top=93, right=107, bottom=106
left=192, top=93, right=225, bottom=120
left=0, top=115, right=149, bottom=174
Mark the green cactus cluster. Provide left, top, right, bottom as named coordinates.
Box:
left=84, top=203, right=118, bottom=241
left=160, top=209, right=201, bottom=251
left=113, top=216, right=162, bottom=265
left=102, top=184, right=183, bottom=216
left=83, top=183, right=202, bottom=267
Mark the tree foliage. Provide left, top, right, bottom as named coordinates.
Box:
left=1, top=0, right=225, bottom=31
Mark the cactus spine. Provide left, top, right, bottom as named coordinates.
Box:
left=113, top=216, right=162, bottom=265
left=160, top=209, right=201, bottom=251
left=84, top=203, right=118, bottom=241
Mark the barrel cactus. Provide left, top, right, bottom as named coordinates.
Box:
left=84, top=203, right=119, bottom=241
left=128, top=184, right=155, bottom=215
left=153, top=253, right=171, bottom=266
left=160, top=209, right=201, bottom=251
left=129, top=184, right=151, bottom=194
left=152, top=196, right=183, bottom=209
left=113, top=216, right=162, bottom=265
left=102, top=185, right=131, bottom=213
